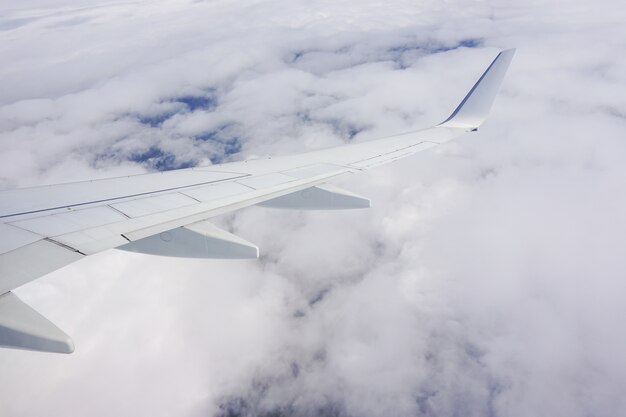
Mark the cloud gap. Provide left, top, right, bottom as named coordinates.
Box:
left=320, top=119, right=370, bottom=141
left=215, top=393, right=347, bottom=417
left=174, top=91, right=218, bottom=112
left=132, top=90, right=218, bottom=128
left=137, top=112, right=176, bottom=128
left=285, top=37, right=482, bottom=75
left=128, top=146, right=196, bottom=171
left=387, top=38, right=483, bottom=69
left=308, top=287, right=332, bottom=307
left=194, top=123, right=243, bottom=163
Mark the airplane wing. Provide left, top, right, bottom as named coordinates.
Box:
left=0, top=49, right=515, bottom=353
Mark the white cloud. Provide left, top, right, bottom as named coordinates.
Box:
left=1, top=0, right=626, bottom=416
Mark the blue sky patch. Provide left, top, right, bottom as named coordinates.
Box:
left=134, top=90, right=218, bottom=127
left=175, top=93, right=217, bottom=111
left=194, top=123, right=242, bottom=163
left=429, top=38, right=482, bottom=53
left=129, top=146, right=195, bottom=171
left=324, top=119, right=368, bottom=141
left=387, top=38, right=482, bottom=68
left=137, top=112, right=175, bottom=127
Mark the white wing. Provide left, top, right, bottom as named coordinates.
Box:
left=0, top=49, right=515, bottom=353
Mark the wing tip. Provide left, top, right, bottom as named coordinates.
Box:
left=438, top=48, right=516, bottom=130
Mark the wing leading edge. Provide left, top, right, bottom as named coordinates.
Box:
left=0, top=49, right=515, bottom=353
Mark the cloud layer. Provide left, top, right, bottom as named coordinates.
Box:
left=1, top=1, right=626, bottom=416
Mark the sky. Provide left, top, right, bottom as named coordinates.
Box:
left=1, top=0, right=626, bottom=416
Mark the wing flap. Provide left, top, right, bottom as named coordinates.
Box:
left=10, top=206, right=128, bottom=237
left=110, top=192, right=198, bottom=218
left=281, top=164, right=349, bottom=179
left=237, top=173, right=296, bottom=189
left=180, top=181, right=252, bottom=202
left=54, top=228, right=129, bottom=256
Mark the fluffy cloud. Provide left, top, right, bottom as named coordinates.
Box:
left=1, top=0, right=625, bottom=416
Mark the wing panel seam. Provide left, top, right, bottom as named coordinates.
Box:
left=43, top=237, right=86, bottom=256
left=0, top=174, right=251, bottom=219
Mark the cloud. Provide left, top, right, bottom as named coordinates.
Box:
left=1, top=0, right=626, bottom=416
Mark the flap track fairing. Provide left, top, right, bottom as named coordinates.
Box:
left=258, top=184, right=370, bottom=210
left=118, top=221, right=259, bottom=259
left=0, top=292, right=74, bottom=354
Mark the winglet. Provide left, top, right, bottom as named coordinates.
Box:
left=438, top=48, right=515, bottom=130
